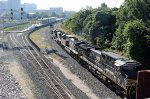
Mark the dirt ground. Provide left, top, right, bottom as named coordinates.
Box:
left=7, top=60, right=36, bottom=99
left=48, top=56, right=99, bottom=99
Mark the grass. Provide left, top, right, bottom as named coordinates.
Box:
left=30, top=27, right=50, bottom=49
left=30, top=26, right=66, bottom=61
left=4, top=22, right=30, bottom=31
left=4, top=20, right=39, bottom=31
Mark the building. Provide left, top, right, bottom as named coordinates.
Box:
left=8, top=0, right=21, bottom=10
left=7, top=0, right=21, bottom=19
left=22, top=3, right=37, bottom=13
left=0, top=0, right=8, bottom=13
left=49, top=7, right=63, bottom=15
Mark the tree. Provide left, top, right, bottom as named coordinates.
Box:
left=124, top=0, right=150, bottom=21
left=101, top=3, right=107, bottom=8
left=123, top=20, right=150, bottom=61
left=64, top=4, right=116, bottom=48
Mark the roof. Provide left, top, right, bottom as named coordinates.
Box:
left=115, top=58, right=141, bottom=67
left=57, top=31, right=61, bottom=34
left=115, top=60, right=126, bottom=67
left=66, top=35, right=75, bottom=38
left=79, top=44, right=93, bottom=51
left=139, top=70, right=150, bottom=73
left=74, top=41, right=85, bottom=46
left=102, top=51, right=125, bottom=59
left=70, top=38, right=78, bottom=42
left=90, top=49, right=102, bottom=55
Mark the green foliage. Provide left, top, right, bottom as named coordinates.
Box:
left=123, top=20, right=150, bottom=61
left=64, top=5, right=116, bottom=47
left=124, top=0, right=150, bottom=21
left=111, top=24, right=126, bottom=51
left=112, top=0, right=150, bottom=64
left=63, top=0, right=150, bottom=65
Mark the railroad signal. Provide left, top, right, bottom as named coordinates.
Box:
left=21, top=8, right=23, bottom=20
left=21, top=8, right=23, bottom=11
left=11, top=9, right=13, bottom=15
left=10, top=9, right=13, bottom=20
left=11, top=12, right=13, bottom=15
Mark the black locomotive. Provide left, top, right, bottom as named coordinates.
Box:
left=52, top=29, right=142, bottom=98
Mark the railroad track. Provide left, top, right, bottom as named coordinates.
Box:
left=7, top=32, right=76, bottom=99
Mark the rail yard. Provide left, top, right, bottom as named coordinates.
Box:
left=0, top=18, right=149, bottom=99
left=0, top=21, right=122, bottom=99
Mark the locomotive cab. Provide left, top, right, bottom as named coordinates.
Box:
left=115, top=59, right=142, bottom=79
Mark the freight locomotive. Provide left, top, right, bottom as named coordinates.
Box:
left=51, top=29, right=142, bottom=98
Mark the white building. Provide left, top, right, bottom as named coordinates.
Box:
left=0, top=1, right=8, bottom=13
left=8, top=0, right=21, bottom=10
left=22, top=3, right=37, bottom=13
left=49, top=7, right=63, bottom=15
left=7, top=0, right=21, bottom=20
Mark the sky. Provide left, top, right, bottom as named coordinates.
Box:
left=21, top=0, right=124, bottom=11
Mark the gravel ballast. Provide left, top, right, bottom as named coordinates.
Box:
left=31, top=25, right=122, bottom=99
left=0, top=47, right=27, bottom=99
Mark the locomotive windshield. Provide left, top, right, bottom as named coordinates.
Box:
left=121, top=64, right=142, bottom=79
left=123, top=61, right=142, bottom=70
left=122, top=65, right=139, bottom=71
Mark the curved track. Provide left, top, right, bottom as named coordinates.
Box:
left=6, top=30, right=76, bottom=99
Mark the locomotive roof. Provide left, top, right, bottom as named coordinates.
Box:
left=115, top=59, right=141, bottom=67
left=79, top=44, right=94, bottom=50
left=57, top=31, right=61, bottom=34
left=90, top=49, right=102, bottom=55
left=79, top=43, right=101, bottom=51
left=62, top=33, right=67, bottom=37
left=66, top=35, right=75, bottom=38
left=74, top=41, right=85, bottom=46
left=70, top=37, right=78, bottom=41
left=53, top=29, right=60, bottom=32
left=53, top=29, right=60, bottom=33
left=102, top=51, right=125, bottom=60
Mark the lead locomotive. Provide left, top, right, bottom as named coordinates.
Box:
left=52, top=29, right=142, bottom=98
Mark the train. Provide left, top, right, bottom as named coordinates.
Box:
left=38, top=17, right=58, bottom=25
left=51, top=29, right=143, bottom=98
left=38, top=17, right=64, bottom=26
left=24, top=17, right=64, bottom=32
